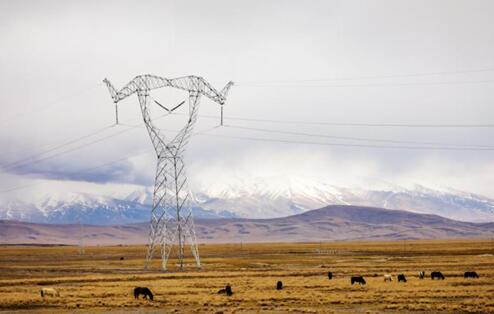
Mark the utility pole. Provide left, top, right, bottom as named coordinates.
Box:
left=79, top=219, right=85, bottom=255
left=104, top=75, right=233, bottom=271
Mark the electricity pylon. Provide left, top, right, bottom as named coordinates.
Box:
left=103, top=75, right=233, bottom=271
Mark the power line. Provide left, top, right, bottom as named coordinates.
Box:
left=3, top=109, right=492, bottom=175
left=178, top=113, right=494, bottom=128
left=0, top=149, right=153, bottom=193
left=0, top=126, right=215, bottom=193
left=5, top=106, right=491, bottom=178
left=2, top=121, right=491, bottom=194
left=224, top=125, right=494, bottom=149
left=2, top=125, right=139, bottom=173
left=1, top=124, right=116, bottom=169
left=4, top=112, right=491, bottom=174
left=4, top=66, right=494, bottom=127
left=198, top=130, right=494, bottom=151
left=0, top=100, right=162, bottom=166
left=1, top=112, right=172, bottom=172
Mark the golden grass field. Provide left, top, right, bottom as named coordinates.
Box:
left=0, top=240, right=493, bottom=313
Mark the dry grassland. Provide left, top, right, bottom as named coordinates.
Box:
left=0, top=240, right=493, bottom=313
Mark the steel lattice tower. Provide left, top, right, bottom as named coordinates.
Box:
left=103, top=75, right=233, bottom=271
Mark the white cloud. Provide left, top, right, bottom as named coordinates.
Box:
left=1, top=144, right=494, bottom=206
left=0, top=0, right=493, bottom=206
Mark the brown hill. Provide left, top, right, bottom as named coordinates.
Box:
left=1, top=205, right=493, bottom=245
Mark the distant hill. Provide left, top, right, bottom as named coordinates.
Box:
left=192, top=181, right=494, bottom=222
left=1, top=205, right=493, bottom=245
left=2, top=183, right=494, bottom=224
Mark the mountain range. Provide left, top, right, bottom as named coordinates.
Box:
left=1, top=180, right=493, bottom=225
left=0, top=191, right=236, bottom=225
left=192, top=178, right=494, bottom=222
left=1, top=205, right=493, bottom=245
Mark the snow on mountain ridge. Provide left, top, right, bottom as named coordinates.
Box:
left=0, top=189, right=237, bottom=224
left=0, top=191, right=151, bottom=224
left=191, top=177, right=494, bottom=222
left=1, top=178, right=493, bottom=223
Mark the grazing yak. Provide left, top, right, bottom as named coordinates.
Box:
left=351, top=276, right=366, bottom=285
left=397, top=274, right=407, bottom=282
left=134, top=287, right=153, bottom=300
left=327, top=272, right=333, bottom=280
left=464, top=271, right=479, bottom=279
left=431, top=271, right=445, bottom=280
left=383, top=274, right=393, bottom=282
left=276, top=281, right=283, bottom=290
left=40, top=287, right=60, bottom=298
left=418, top=271, right=425, bottom=279
left=218, top=285, right=233, bottom=296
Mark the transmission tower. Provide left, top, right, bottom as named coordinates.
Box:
left=103, top=75, right=233, bottom=271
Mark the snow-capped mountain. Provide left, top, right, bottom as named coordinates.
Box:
left=189, top=176, right=494, bottom=222
left=346, top=186, right=494, bottom=223
left=0, top=191, right=236, bottom=225
left=0, top=192, right=150, bottom=225
left=123, top=177, right=494, bottom=222
left=1, top=178, right=494, bottom=224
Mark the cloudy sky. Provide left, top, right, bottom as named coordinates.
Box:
left=0, top=0, right=493, bottom=203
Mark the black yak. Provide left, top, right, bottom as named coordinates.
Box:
left=464, top=271, right=479, bottom=279
left=397, top=274, right=407, bottom=282
left=218, top=285, right=233, bottom=296
left=276, top=281, right=283, bottom=290
left=351, top=276, right=366, bottom=285
left=431, top=271, right=445, bottom=280
left=134, top=287, right=153, bottom=300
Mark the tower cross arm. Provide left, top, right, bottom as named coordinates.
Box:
left=103, top=75, right=174, bottom=103
left=103, top=76, right=143, bottom=103
left=196, top=77, right=234, bottom=105
left=103, top=75, right=233, bottom=105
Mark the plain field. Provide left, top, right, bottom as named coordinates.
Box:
left=0, top=240, right=493, bottom=313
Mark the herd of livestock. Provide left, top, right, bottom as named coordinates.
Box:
left=39, top=270, right=481, bottom=301
left=349, top=270, right=479, bottom=286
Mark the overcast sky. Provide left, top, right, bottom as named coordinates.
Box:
left=0, top=0, right=493, bottom=202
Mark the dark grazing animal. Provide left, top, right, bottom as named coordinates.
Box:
left=218, top=285, right=233, bottom=296
left=327, top=272, right=333, bottom=280
left=418, top=271, right=425, bottom=279
left=120, top=257, right=124, bottom=260
left=276, top=281, right=283, bottom=290
left=134, top=287, right=153, bottom=300
left=431, top=271, right=445, bottom=280
left=464, top=271, right=479, bottom=279
left=351, top=276, right=366, bottom=285
left=225, top=285, right=233, bottom=296
left=397, top=274, right=407, bottom=282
